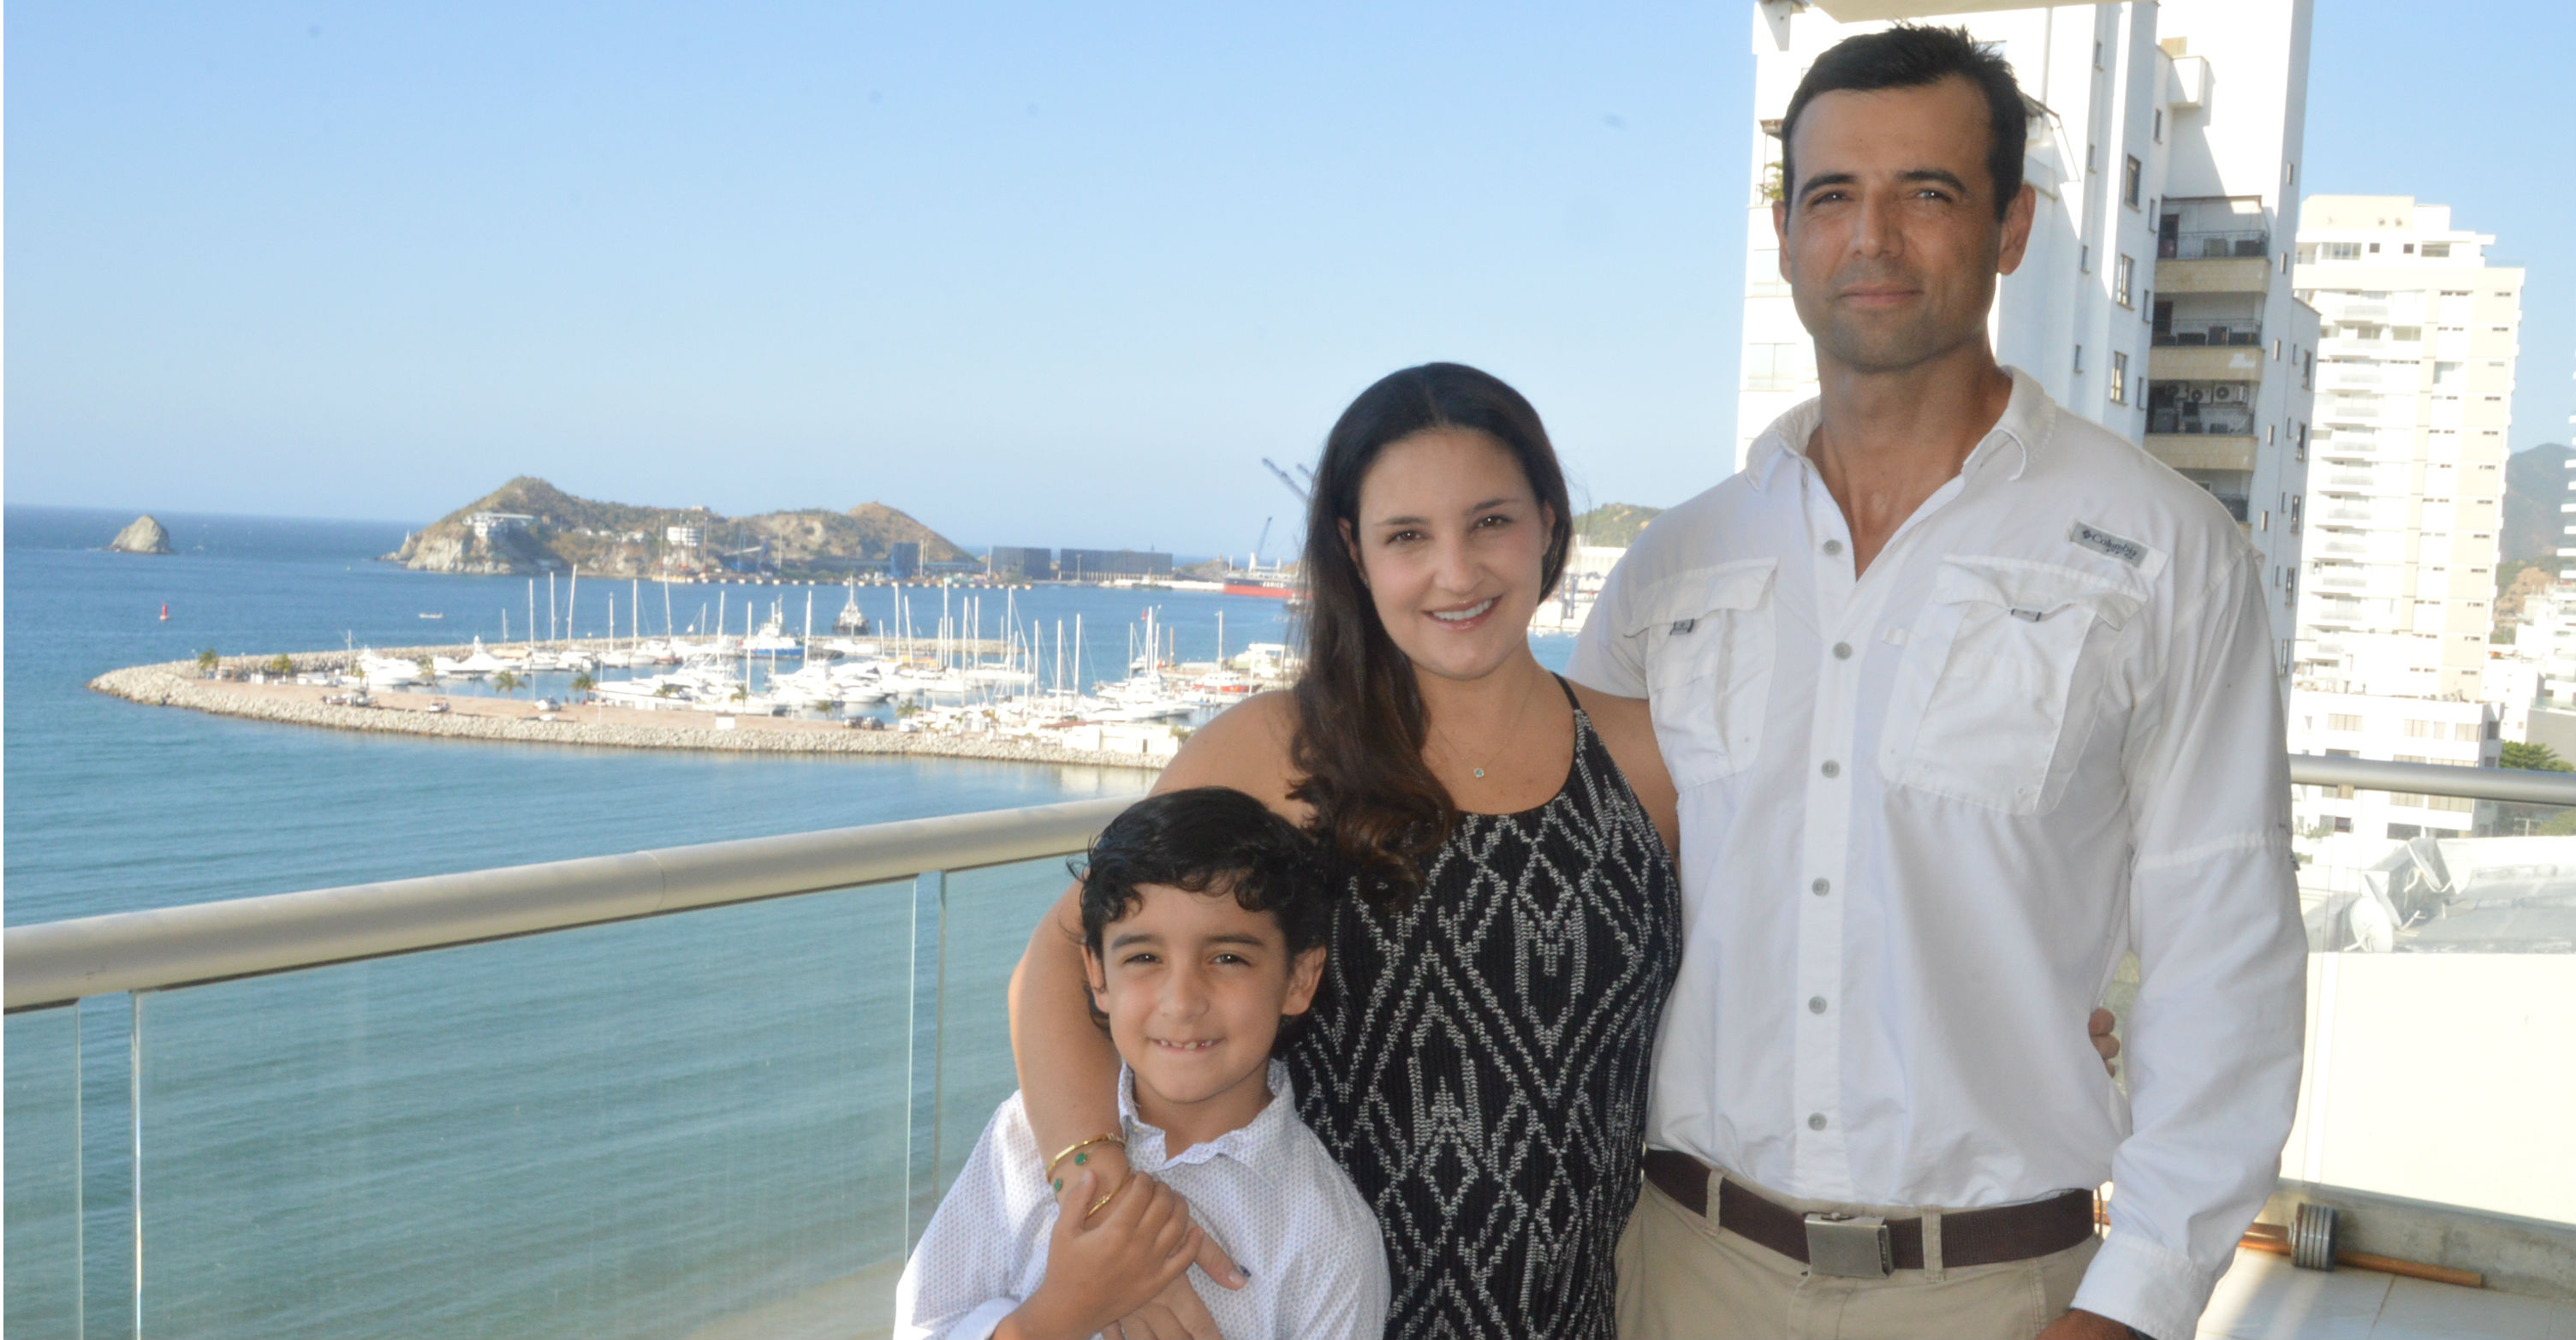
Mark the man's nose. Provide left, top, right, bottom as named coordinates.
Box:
left=1850, top=189, right=1901, bottom=259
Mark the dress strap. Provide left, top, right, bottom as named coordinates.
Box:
left=1550, top=672, right=1583, bottom=712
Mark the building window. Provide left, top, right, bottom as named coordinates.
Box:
left=2329, top=714, right=2364, bottom=732
left=2405, top=718, right=2443, bottom=738
left=2423, top=241, right=2452, bottom=258
left=2080, top=244, right=2091, bottom=274
left=2153, top=109, right=2163, bottom=141
left=2110, top=352, right=2128, bottom=404
left=2286, top=161, right=2297, bottom=185
left=2122, top=155, right=2142, bottom=208
left=2114, top=254, right=2133, bottom=307
left=2139, top=288, right=2152, bottom=321
left=2086, top=141, right=2098, bottom=174
left=2273, top=338, right=2282, bottom=360
left=2322, top=241, right=2360, bottom=260
left=2455, top=723, right=2482, bottom=742
left=2073, top=344, right=2085, bottom=375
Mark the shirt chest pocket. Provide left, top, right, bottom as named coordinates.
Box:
left=1878, top=557, right=2143, bottom=815
left=1632, top=559, right=1778, bottom=789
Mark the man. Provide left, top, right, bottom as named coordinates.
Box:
left=1570, top=25, right=2306, bottom=1340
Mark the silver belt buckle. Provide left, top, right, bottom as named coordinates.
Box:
left=1804, top=1212, right=1893, bottom=1277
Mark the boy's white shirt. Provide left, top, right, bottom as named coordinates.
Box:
left=893, top=1059, right=1390, bottom=1340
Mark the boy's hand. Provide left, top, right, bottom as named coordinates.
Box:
left=1001, top=1170, right=1204, bottom=1340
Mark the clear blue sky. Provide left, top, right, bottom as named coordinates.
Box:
left=7, top=3, right=2568, bottom=557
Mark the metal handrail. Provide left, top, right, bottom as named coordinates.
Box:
left=11, top=759, right=2575, bottom=1012
left=2287, top=755, right=2576, bottom=806
left=3, top=795, right=1132, bottom=1011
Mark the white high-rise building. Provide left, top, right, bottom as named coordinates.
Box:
left=2290, top=197, right=2523, bottom=702
left=2283, top=198, right=2524, bottom=843
left=1736, top=0, right=2317, bottom=667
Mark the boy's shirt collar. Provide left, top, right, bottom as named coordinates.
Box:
left=1118, top=1059, right=1298, bottom=1177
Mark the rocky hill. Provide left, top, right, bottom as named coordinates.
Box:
left=1574, top=502, right=1663, bottom=548
left=384, top=478, right=972, bottom=577
left=2502, top=443, right=2571, bottom=566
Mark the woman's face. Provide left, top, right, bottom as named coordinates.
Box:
left=1345, top=428, right=1554, bottom=686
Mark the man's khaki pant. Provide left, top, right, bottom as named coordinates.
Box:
left=1615, top=1171, right=2099, bottom=1340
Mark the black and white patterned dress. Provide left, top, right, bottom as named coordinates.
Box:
left=1289, top=681, right=1681, bottom=1340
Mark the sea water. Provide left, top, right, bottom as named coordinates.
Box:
left=2, top=505, right=1576, bottom=1338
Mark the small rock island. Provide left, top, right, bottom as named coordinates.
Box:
left=108, top=515, right=175, bottom=555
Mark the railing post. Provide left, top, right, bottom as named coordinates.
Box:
left=904, top=870, right=946, bottom=1254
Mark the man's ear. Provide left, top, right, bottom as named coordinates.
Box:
left=1772, top=197, right=1792, bottom=277
left=1281, top=946, right=1328, bottom=1017
left=1996, top=182, right=2038, bottom=276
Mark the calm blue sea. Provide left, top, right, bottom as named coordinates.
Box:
left=0, top=506, right=1303, bottom=1339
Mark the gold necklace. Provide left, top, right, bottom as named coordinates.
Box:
left=1436, top=666, right=1542, bottom=781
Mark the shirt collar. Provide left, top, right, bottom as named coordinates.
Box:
left=1118, top=1058, right=1298, bottom=1176
left=1747, top=364, right=2055, bottom=491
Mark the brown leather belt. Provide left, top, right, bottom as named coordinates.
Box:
left=1642, top=1148, right=2096, bottom=1274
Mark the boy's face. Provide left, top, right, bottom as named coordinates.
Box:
left=1086, top=881, right=1325, bottom=1131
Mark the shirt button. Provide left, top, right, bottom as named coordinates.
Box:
left=1809, top=1113, right=1829, bottom=1131
left=1809, top=996, right=1829, bottom=1014
left=1820, top=760, right=1841, bottom=778
left=1823, top=539, right=1845, bottom=557
left=1832, top=641, right=1853, bottom=660
left=1812, top=878, right=1830, bottom=896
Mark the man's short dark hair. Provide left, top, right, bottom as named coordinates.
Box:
left=1076, top=787, right=1330, bottom=962
left=1780, top=23, right=2028, bottom=220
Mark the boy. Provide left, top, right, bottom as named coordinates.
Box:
left=894, top=787, right=1389, bottom=1340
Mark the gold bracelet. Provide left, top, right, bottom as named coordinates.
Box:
left=1044, top=1133, right=1125, bottom=1185
left=1086, top=1176, right=1128, bottom=1219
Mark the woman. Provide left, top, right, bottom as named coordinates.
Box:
left=1008, top=363, right=2118, bottom=1337
left=1014, top=361, right=1678, bottom=1338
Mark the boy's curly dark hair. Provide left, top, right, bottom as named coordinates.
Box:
left=1076, top=787, right=1330, bottom=959
left=1074, top=788, right=1331, bottom=1056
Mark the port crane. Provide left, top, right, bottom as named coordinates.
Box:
left=1260, top=457, right=1311, bottom=503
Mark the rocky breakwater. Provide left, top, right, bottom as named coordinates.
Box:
left=90, top=655, right=1168, bottom=772
left=108, top=515, right=175, bottom=554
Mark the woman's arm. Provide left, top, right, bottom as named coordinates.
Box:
left=1570, top=685, right=1679, bottom=855
left=1005, top=694, right=1306, bottom=1286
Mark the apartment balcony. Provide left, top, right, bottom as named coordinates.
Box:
left=9, top=774, right=2573, bottom=1339
left=2151, top=342, right=2271, bottom=382
left=2145, top=433, right=2258, bottom=473
left=2154, top=318, right=2264, bottom=348
left=2158, top=227, right=2272, bottom=261
left=2152, top=252, right=2274, bottom=297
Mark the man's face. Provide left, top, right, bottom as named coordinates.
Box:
left=1086, top=882, right=1324, bottom=1121
left=1774, top=74, right=2035, bottom=375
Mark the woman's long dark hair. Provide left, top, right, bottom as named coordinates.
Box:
left=1288, top=363, right=1574, bottom=906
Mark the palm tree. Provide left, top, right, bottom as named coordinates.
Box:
left=492, top=670, right=521, bottom=697
left=196, top=648, right=219, bottom=675
left=266, top=653, right=294, bottom=676
left=569, top=671, right=596, bottom=703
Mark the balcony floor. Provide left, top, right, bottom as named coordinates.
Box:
left=2196, top=1246, right=2576, bottom=1339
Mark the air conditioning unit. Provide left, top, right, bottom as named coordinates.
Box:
left=2187, top=387, right=2209, bottom=402
left=2211, top=384, right=2240, bottom=402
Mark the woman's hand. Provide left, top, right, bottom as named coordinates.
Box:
left=2089, top=1008, right=2121, bottom=1076
left=999, top=1170, right=1205, bottom=1340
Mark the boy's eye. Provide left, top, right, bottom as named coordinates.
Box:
left=1121, top=951, right=1159, bottom=966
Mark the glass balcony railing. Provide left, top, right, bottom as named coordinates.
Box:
left=2153, top=317, right=2264, bottom=347
left=2158, top=228, right=2271, bottom=260
left=6, top=770, right=2571, bottom=1335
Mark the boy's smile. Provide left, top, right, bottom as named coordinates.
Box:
left=1086, top=880, right=1324, bottom=1152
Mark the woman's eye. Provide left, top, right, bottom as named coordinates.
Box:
left=1475, top=514, right=1510, bottom=529
left=1385, top=529, right=1422, bottom=545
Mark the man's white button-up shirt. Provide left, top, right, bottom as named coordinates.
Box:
left=894, top=1061, right=1389, bottom=1340
left=1568, top=370, right=2306, bottom=1340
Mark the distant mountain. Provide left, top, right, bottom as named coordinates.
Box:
left=2502, top=443, right=2571, bottom=566
left=1574, top=502, right=1663, bottom=548
left=384, top=477, right=972, bottom=577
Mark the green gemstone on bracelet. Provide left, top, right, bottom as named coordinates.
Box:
left=1074, top=1152, right=1088, bottom=1165
left=1052, top=1178, right=1062, bottom=1192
